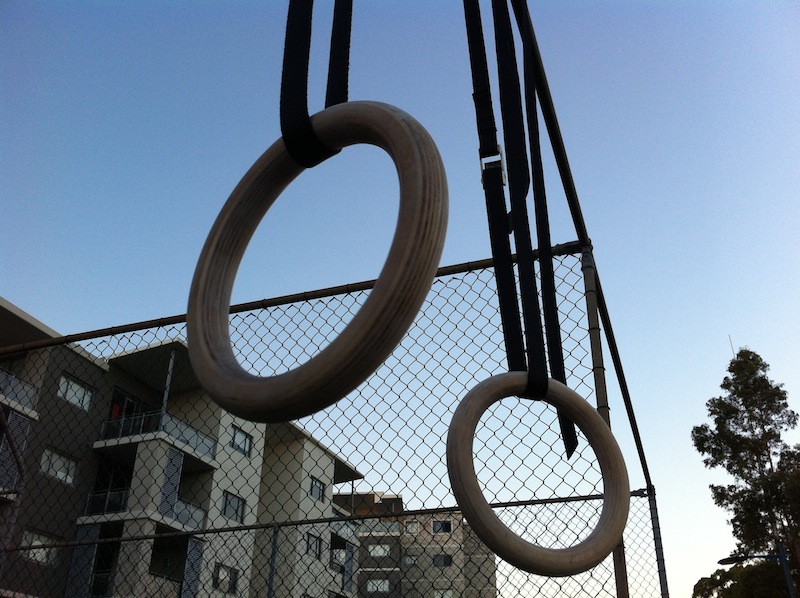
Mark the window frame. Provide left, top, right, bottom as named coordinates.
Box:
left=221, top=491, right=245, bottom=523
left=404, top=520, right=419, bottom=534
left=306, top=533, right=323, bottom=560
left=57, top=374, right=94, bottom=411
left=367, top=543, right=390, bottom=558
left=212, top=562, right=239, bottom=594
left=433, top=554, right=453, bottom=568
left=432, top=519, right=452, bottom=534
left=39, top=447, right=77, bottom=485
left=21, top=529, right=60, bottom=565
left=309, top=476, right=326, bottom=501
left=366, top=578, right=390, bottom=593
left=229, top=425, right=253, bottom=457
left=331, top=547, right=347, bottom=569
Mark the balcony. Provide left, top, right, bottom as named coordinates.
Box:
left=358, top=521, right=400, bottom=535
left=86, top=489, right=130, bottom=515
left=100, top=410, right=216, bottom=459
left=173, top=499, right=207, bottom=530
left=0, top=368, right=37, bottom=411
left=90, top=569, right=114, bottom=597
left=142, top=573, right=182, bottom=598
left=332, top=519, right=360, bottom=543
left=84, top=488, right=206, bottom=531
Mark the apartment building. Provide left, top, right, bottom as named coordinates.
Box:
left=0, top=299, right=363, bottom=598
left=250, top=423, right=362, bottom=598
left=333, top=493, right=497, bottom=598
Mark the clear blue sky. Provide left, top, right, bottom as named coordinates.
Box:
left=2, top=2, right=799, bottom=595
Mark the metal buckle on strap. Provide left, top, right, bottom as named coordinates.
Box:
left=480, top=145, right=506, bottom=185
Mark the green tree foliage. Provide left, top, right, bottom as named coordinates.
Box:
left=691, top=349, right=800, bottom=596
left=693, top=562, right=796, bottom=598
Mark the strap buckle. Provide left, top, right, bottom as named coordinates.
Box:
left=480, top=145, right=506, bottom=185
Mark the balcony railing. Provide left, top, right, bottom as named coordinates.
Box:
left=332, top=519, right=359, bottom=541
left=173, top=499, right=207, bottom=530
left=85, top=488, right=130, bottom=515
left=100, top=410, right=216, bottom=459
left=85, top=489, right=206, bottom=530
left=0, top=368, right=37, bottom=411
left=90, top=569, right=114, bottom=597
left=160, top=413, right=216, bottom=459
left=358, top=520, right=400, bottom=534
left=145, top=573, right=182, bottom=598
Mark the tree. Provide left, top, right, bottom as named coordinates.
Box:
left=691, top=349, right=800, bottom=595
left=693, top=562, right=795, bottom=598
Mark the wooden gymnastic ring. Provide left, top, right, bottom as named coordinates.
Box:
left=447, top=372, right=629, bottom=576
left=188, top=101, right=448, bottom=422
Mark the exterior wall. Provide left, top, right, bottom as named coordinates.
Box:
left=168, top=389, right=221, bottom=445
left=197, top=410, right=264, bottom=597
left=0, top=304, right=365, bottom=598
left=401, top=513, right=466, bottom=597
left=111, top=519, right=159, bottom=597
left=0, top=336, right=221, bottom=598
left=461, top=525, right=497, bottom=598
left=0, top=345, right=109, bottom=598
left=357, top=522, right=402, bottom=598
left=400, top=514, right=497, bottom=598
left=251, top=428, right=360, bottom=598
left=334, top=495, right=498, bottom=598
left=252, top=433, right=316, bottom=598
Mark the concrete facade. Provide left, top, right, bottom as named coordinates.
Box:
left=333, top=493, right=497, bottom=598
left=0, top=301, right=363, bottom=598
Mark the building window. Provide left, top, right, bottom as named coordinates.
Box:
left=58, top=374, right=93, bottom=411
left=368, top=543, right=390, bottom=557
left=403, top=555, right=417, bottom=567
left=404, top=520, right=419, bottom=534
left=212, top=562, right=239, bottom=593
left=229, top=425, right=252, bottom=457
left=306, top=533, right=322, bottom=560
left=331, top=547, right=347, bottom=569
left=434, top=591, right=453, bottom=598
left=310, top=476, right=325, bottom=501
left=433, top=554, right=453, bottom=568
left=40, top=448, right=77, bottom=485
left=21, top=529, right=59, bottom=565
left=366, top=578, right=389, bottom=593
left=222, top=491, right=245, bottom=523
left=432, top=520, right=451, bottom=534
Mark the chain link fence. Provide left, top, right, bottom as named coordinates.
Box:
left=0, top=254, right=665, bottom=597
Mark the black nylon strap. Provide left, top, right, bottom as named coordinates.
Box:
left=484, top=166, right=527, bottom=372
left=463, top=0, right=526, bottom=373
left=325, top=0, right=353, bottom=108
left=281, top=0, right=349, bottom=168
left=489, top=0, right=549, bottom=399
left=463, top=0, right=500, bottom=159
left=464, top=0, right=578, bottom=457
left=510, top=0, right=578, bottom=455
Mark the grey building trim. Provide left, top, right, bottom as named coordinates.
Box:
left=64, top=524, right=101, bottom=598
left=159, top=447, right=183, bottom=518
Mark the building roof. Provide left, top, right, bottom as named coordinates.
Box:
left=108, top=338, right=200, bottom=395
left=0, top=297, right=61, bottom=347
left=265, top=421, right=365, bottom=484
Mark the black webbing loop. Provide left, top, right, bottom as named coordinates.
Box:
left=463, top=0, right=578, bottom=456
left=463, top=0, right=526, bottom=373
left=280, top=0, right=351, bottom=168
left=489, top=0, right=548, bottom=400
left=510, top=0, right=578, bottom=455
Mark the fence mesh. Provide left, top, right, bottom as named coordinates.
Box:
left=0, top=255, right=664, bottom=597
